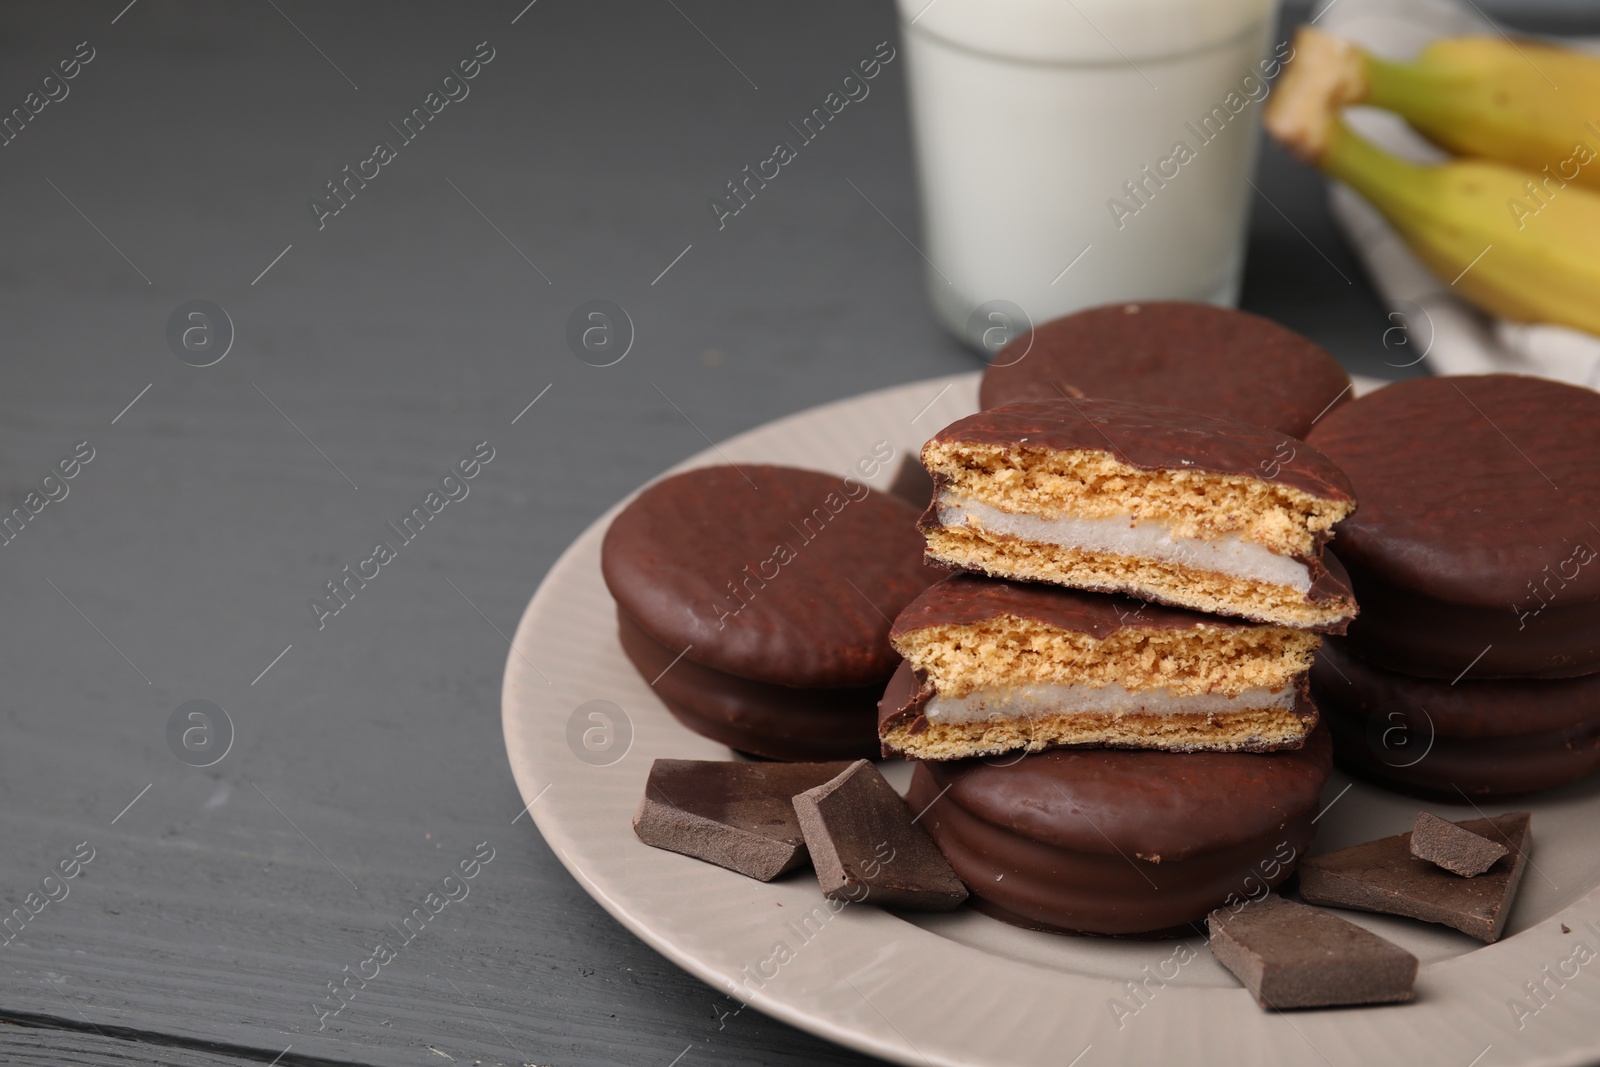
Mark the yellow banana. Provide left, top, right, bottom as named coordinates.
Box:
left=1366, top=36, right=1600, bottom=191
left=1295, top=118, right=1600, bottom=335
left=1274, top=27, right=1600, bottom=190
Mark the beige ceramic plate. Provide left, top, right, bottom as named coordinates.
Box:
left=503, top=372, right=1600, bottom=1067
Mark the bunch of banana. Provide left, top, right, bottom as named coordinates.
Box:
left=1264, top=26, right=1600, bottom=337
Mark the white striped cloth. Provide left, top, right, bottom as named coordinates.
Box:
left=1314, top=0, right=1600, bottom=387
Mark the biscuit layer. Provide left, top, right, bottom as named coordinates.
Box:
left=923, top=524, right=1354, bottom=630
left=896, top=612, right=1317, bottom=700
left=884, top=703, right=1312, bottom=760
left=923, top=442, right=1353, bottom=558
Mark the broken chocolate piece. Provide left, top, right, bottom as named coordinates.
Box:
left=1208, top=894, right=1417, bottom=1010
left=792, top=760, right=968, bottom=911
left=1410, top=812, right=1509, bottom=877
left=633, top=759, right=855, bottom=881
left=1298, top=812, right=1531, bottom=942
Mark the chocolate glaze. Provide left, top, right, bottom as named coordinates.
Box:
left=914, top=724, right=1330, bottom=860
left=878, top=659, right=1317, bottom=758
left=907, top=729, right=1330, bottom=935
left=964, top=895, right=1206, bottom=940
left=927, top=397, right=1355, bottom=504
left=878, top=659, right=924, bottom=736
left=917, top=789, right=1315, bottom=937
left=890, top=573, right=1247, bottom=644
left=617, top=609, right=880, bottom=761
left=602, top=464, right=941, bottom=688
left=1308, top=375, right=1600, bottom=677
left=1314, top=670, right=1600, bottom=799
left=979, top=302, right=1353, bottom=440
left=1313, top=638, right=1600, bottom=739
left=1338, top=559, right=1600, bottom=679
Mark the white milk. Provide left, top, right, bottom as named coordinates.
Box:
left=897, top=0, right=1282, bottom=353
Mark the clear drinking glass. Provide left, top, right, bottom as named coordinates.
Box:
left=898, top=0, right=1282, bottom=354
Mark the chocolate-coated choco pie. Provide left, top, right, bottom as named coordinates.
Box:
left=907, top=726, right=1332, bottom=936
left=618, top=611, right=886, bottom=759
left=1312, top=638, right=1600, bottom=799
left=602, top=464, right=941, bottom=760
left=1307, top=374, right=1600, bottom=680
left=979, top=302, right=1353, bottom=438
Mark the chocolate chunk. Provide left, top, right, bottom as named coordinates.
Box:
left=1410, top=812, right=1509, bottom=877
left=1208, top=895, right=1417, bottom=1010
left=633, top=759, right=855, bottom=881
left=792, top=760, right=967, bottom=911
left=1298, top=812, right=1531, bottom=942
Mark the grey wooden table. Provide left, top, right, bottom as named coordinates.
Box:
left=0, top=2, right=1588, bottom=1065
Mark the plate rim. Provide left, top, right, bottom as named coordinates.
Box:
left=503, top=371, right=1600, bottom=1067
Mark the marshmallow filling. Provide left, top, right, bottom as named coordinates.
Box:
left=936, top=493, right=1312, bottom=594
left=924, top=682, right=1295, bottom=725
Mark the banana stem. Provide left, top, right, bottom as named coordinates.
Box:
left=1263, top=27, right=1372, bottom=163
left=1364, top=53, right=1445, bottom=117
left=1320, top=120, right=1436, bottom=219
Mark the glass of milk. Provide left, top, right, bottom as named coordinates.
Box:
left=897, top=0, right=1284, bottom=354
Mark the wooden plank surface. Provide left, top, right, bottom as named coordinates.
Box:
left=5, top=0, right=1572, bottom=1063
left=0, top=1019, right=298, bottom=1067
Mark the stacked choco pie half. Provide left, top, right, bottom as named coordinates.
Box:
left=1306, top=375, right=1600, bottom=800
left=889, top=301, right=1355, bottom=509
left=886, top=394, right=1359, bottom=936
left=871, top=301, right=1359, bottom=936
